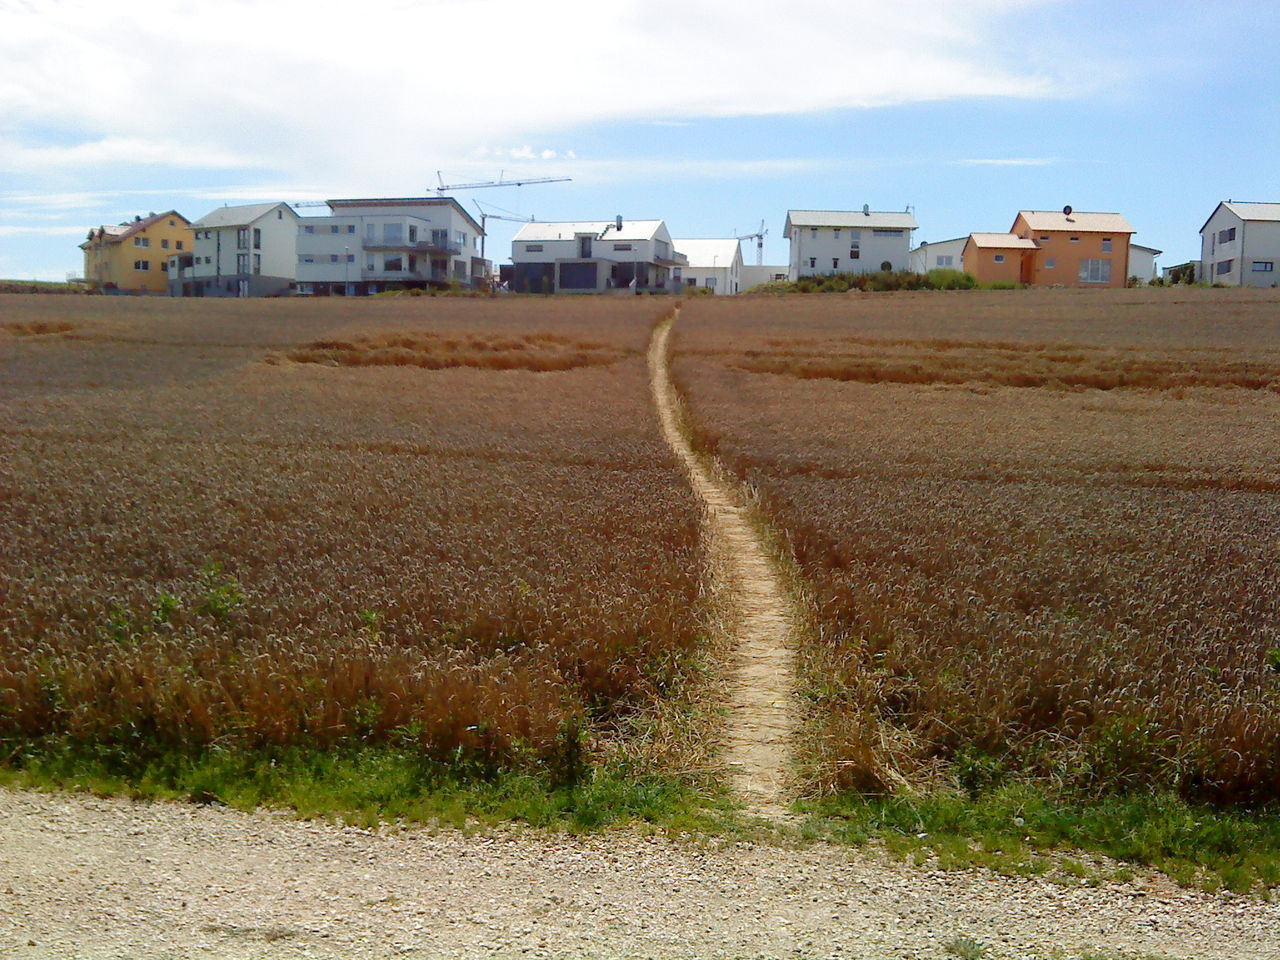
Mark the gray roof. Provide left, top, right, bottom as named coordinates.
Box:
left=1222, top=201, right=1280, bottom=222
left=673, top=238, right=743, bottom=268
left=514, top=219, right=666, bottom=242
left=192, top=202, right=294, bottom=229
left=785, top=209, right=918, bottom=231
left=1131, top=243, right=1163, bottom=255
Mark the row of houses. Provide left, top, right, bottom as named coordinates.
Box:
left=79, top=197, right=1280, bottom=296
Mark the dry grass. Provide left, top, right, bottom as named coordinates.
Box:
left=1, top=320, right=76, bottom=336
left=284, top=331, right=628, bottom=372
left=674, top=288, right=1280, bottom=805
left=0, top=294, right=704, bottom=773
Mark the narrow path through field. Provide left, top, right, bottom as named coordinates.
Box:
left=648, top=310, right=798, bottom=820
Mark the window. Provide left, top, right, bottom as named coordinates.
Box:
left=300, top=256, right=315, bottom=263
left=383, top=223, right=403, bottom=243
left=134, top=237, right=150, bottom=247
left=384, top=255, right=403, bottom=271
left=330, top=225, right=340, bottom=234
left=236, top=253, right=249, bottom=273
left=1216, top=259, right=1234, bottom=275
left=1039, top=236, right=1050, bottom=242
left=685, top=277, right=697, bottom=287
left=935, top=255, right=953, bottom=267
left=347, top=225, right=355, bottom=234
left=236, top=228, right=249, bottom=249
left=1101, top=237, right=1113, bottom=253
left=346, top=254, right=355, bottom=263
left=408, top=225, right=418, bottom=243
left=808, top=257, right=816, bottom=269
left=330, top=255, right=339, bottom=263
left=873, top=229, right=904, bottom=237
left=613, top=243, right=632, bottom=251
left=161, top=239, right=170, bottom=249
left=811, top=228, right=817, bottom=238
left=253, top=254, right=261, bottom=275
left=1044, top=258, right=1056, bottom=269
left=133, top=259, right=149, bottom=271
left=654, top=240, right=669, bottom=259
left=1252, top=261, right=1274, bottom=272
left=1069, top=236, right=1080, bottom=243
left=1079, top=258, right=1112, bottom=283
left=994, top=254, right=1005, bottom=263
left=850, top=242, right=860, bottom=259
left=176, top=241, right=184, bottom=251
left=366, top=259, right=375, bottom=271
left=705, top=277, right=717, bottom=289
left=832, top=258, right=839, bottom=269
left=204, top=256, right=212, bottom=264
left=834, top=229, right=841, bottom=239
left=277, top=210, right=283, bottom=219
left=366, top=223, right=376, bottom=242
left=525, top=244, right=543, bottom=252
left=1219, top=227, right=1237, bottom=243
left=254, top=228, right=262, bottom=249
left=304, top=225, right=315, bottom=234
left=168, top=220, right=175, bottom=226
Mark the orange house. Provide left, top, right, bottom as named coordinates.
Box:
left=1011, top=210, right=1134, bottom=288
left=961, top=233, right=1037, bottom=285
left=80, top=210, right=193, bottom=293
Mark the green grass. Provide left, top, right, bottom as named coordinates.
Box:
left=799, top=783, right=1280, bottom=896
left=0, top=740, right=736, bottom=834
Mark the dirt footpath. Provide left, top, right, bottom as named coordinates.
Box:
left=2, top=789, right=1277, bottom=960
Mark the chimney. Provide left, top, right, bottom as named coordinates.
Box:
left=616, top=215, right=623, bottom=231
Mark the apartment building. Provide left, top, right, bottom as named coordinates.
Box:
left=509, top=218, right=684, bottom=294
left=1200, top=201, right=1280, bottom=287
left=171, top=202, right=299, bottom=297
left=81, top=211, right=192, bottom=293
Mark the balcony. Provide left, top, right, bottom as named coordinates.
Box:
left=363, top=240, right=461, bottom=256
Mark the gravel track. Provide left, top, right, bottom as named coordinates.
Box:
left=3, top=788, right=1278, bottom=960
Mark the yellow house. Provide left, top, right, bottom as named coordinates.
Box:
left=80, top=211, right=193, bottom=293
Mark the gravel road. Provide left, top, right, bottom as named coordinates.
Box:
left=2, top=788, right=1277, bottom=960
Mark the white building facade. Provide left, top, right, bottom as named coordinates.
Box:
left=1128, top=243, right=1162, bottom=283
left=509, top=219, right=684, bottom=294
left=909, top=236, right=968, bottom=274
left=170, top=202, right=299, bottom=297
left=785, top=209, right=918, bottom=281
left=739, top=265, right=789, bottom=290
left=672, top=238, right=743, bottom=294
left=296, top=197, right=487, bottom=295
left=1199, top=201, right=1280, bottom=287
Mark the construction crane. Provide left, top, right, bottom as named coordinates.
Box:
left=736, top=219, right=768, bottom=266
left=472, top=200, right=536, bottom=263
left=435, top=170, right=571, bottom=195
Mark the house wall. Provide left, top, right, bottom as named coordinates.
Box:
left=1128, top=247, right=1158, bottom=282
left=1013, top=214, right=1130, bottom=288
left=740, top=265, right=789, bottom=289
left=962, top=241, right=1026, bottom=285
left=679, top=250, right=742, bottom=294
left=1202, top=206, right=1280, bottom=287
left=788, top=225, right=912, bottom=280
left=510, top=222, right=677, bottom=293
left=909, top=237, right=967, bottom=274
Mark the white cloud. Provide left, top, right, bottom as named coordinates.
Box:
left=0, top=0, right=1065, bottom=188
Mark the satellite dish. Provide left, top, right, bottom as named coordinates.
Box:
left=863, top=204, right=870, bottom=216
left=1063, top=205, right=1073, bottom=217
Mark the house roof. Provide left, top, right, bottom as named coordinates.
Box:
left=326, top=196, right=483, bottom=236
left=1199, top=201, right=1280, bottom=233
left=513, top=219, right=667, bottom=243
left=785, top=210, right=918, bottom=231
left=914, top=236, right=968, bottom=249
left=192, top=202, right=294, bottom=229
left=1131, top=243, right=1163, bottom=255
left=967, top=232, right=1038, bottom=249
left=82, top=211, right=187, bottom=247
left=1016, top=210, right=1134, bottom=234
left=673, top=238, right=742, bottom=268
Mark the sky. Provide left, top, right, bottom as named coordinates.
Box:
left=1, top=0, right=1277, bottom=280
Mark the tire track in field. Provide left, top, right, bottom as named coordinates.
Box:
left=648, top=310, right=797, bottom=820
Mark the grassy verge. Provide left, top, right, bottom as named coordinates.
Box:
left=800, top=784, right=1280, bottom=896
left=0, top=740, right=737, bottom=834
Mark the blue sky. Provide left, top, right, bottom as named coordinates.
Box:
left=1, top=0, right=1277, bottom=280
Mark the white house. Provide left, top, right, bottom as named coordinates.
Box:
left=1129, top=243, right=1162, bottom=283
left=509, top=218, right=684, bottom=294
left=170, top=202, right=299, bottom=297
left=1200, top=201, right=1280, bottom=287
left=740, top=265, right=789, bottom=289
left=295, top=197, right=486, bottom=296
left=909, top=236, right=968, bottom=274
left=672, top=238, right=743, bottom=295
left=784, top=208, right=917, bottom=281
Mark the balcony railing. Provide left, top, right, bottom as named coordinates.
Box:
left=363, top=239, right=461, bottom=255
